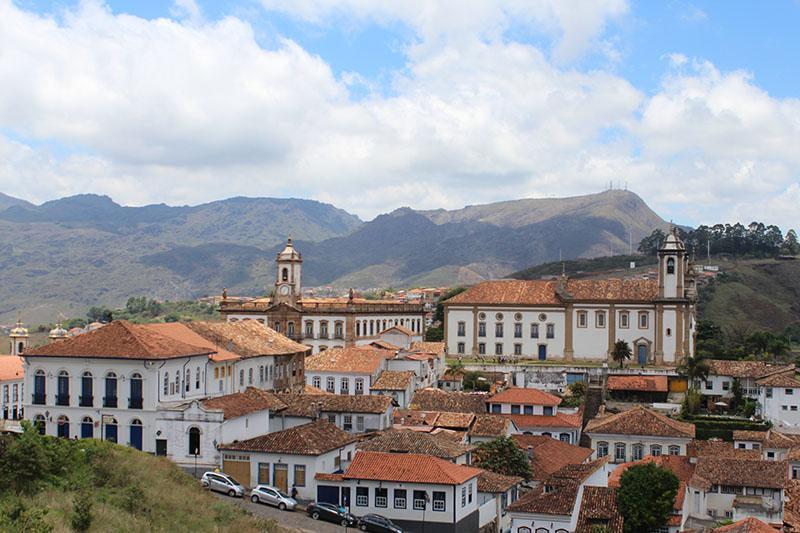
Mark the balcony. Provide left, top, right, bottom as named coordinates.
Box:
left=55, top=394, right=70, bottom=406
left=103, top=396, right=118, bottom=408
left=32, top=393, right=46, bottom=405
left=128, top=397, right=143, bottom=409
left=79, top=395, right=94, bottom=407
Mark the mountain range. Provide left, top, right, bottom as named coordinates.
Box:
left=0, top=189, right=669, bottom=323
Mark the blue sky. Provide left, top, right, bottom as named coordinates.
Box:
left=1, top=0, right=799, bottom=227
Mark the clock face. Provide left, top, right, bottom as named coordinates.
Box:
left=279, top=285, right=290, bottom=295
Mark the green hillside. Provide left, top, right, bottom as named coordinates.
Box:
left=0, top=422, right=280, bottom=532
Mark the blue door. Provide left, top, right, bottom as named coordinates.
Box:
left=105, top=422, right=118, bottom=443
left=538, top=345, right=547, bottom=361
left=637, top=344, right=647, bottom=366
left=130, top=423, right=143, bottom=450
left=81, top=421, right=93, bottom=439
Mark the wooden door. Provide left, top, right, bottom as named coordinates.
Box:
left=223, top=454, right=251, bottom=487
left=273, top=464, right=288, bottom=492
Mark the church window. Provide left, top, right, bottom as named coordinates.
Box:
left=495, top=323, right=504, bottom=337
left=495, top=343, right=503, bottom=356
left=282, top=267, right=289, bottom=281
left=596, top=311, right=606, bottom=328
left=478, top=322, right=486, bottom=337
left=619, top=312, right=629, bottom=328
left=513, top=343, right=522, bottom=356
left=287, top=322, right=295, bottom=337
left=514, top=323, right=522, bottom=338
left=639, top=312, right=649, bottom=329
left=320, top=321, right=329, bottom=339
left=457, top=322, right=466, bottom=336
left=666, top=258, right=675, bottom=275
left=334, top=322, right=343, bottom=339
left=306, top=321, right=314, bottom=338
left=577, top=311, right=587, bottom=328
left=478, top=343, right=486, bottom=355
left=546, top=324, right=555, bottom=339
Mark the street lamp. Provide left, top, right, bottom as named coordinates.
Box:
left=421, top=491, right=430, bottom=533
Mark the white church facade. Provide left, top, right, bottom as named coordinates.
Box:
left=219, top=239, right=426, bottom=354
left=443, top=231, right=697, bottom=366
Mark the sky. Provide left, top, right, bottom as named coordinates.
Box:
left=1, top=0, right=799, bottom=228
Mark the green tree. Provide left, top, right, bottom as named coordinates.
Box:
left=473, top=437, right=532, bottom=480
left=617, top=462, right=679, bottom=533
left=0, top=421, right=51, bottom=494
left=681, top=388, right=702, bottom=417
left=638, top=229, right=667, bottom=255
left=781, top=229, right=800, bottom=255
left=86, top=306, right=113, bottom=323
left=462, top=371, right=490, bottom=392
left=677, top=356, right=710, bottom=390
left=731, top=379, right=743, bottom=411
left=611, top=340, right=632, bottom=369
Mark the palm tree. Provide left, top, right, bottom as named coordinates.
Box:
left=677, top=355, right=710, bottom=389
left=611, top=340, right=632, bottom=369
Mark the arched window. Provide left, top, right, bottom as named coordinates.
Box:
left=668, top=445, right=681, bottom=455
left=536, top=529, right=549, bottom=533
left=195, top=366, right=200, bottom=389
left=130, top=419, right=143, bottom=450
left=356, top=321, right=361, bottom=337
left=632, top=443, right=644, bottom=461
left=614, top=442, right=626, bottom=462
left=369, top=320, right=374, bottom=336
left=517, top=528, right=531, bottom=533
left=81, top=371, right=93, bottom=407
left=130, top=373, right=143, bottom=409
left=189, top=427, right=201, bottom=455
left=650, top=444, right=663, bottom=456
left=287, top=322, right=295, bottom=337
left=282, top=267, right=288, bottom=281
left=81, top=416, right=94, bottom=439
left=56, top=370, right=70, bottom=406
left=34, top=414, right=46, bottom=435
left=667, top=257, right=675, bottom=274
left=57, top=415, right=70, bottom=438
left=305, top=321, right=314, bottom=338
left=33, top=369, right=46, bottom=405
left=105, top=417, right=118, bottom=443
left=104, top=372, right=118, bottom=408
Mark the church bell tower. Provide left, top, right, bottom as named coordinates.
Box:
left=273, top=237, right=302, bottom=306
left=658, top=228, right=687, bottom=299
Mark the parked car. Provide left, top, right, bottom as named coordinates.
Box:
left=250, top=484, right=297, bottom=510
left=200, top=472, right=245, bottom=497
left=358, top=514, right=403, bottom=533
left=306, top=502, right=357, bottom=527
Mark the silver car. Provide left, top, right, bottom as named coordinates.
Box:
left=250, top=484, right=297, bottom=510
left=200, top=472, right=246, bottom=497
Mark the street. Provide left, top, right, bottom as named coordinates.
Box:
left=213, top=492, right=351, bottom=533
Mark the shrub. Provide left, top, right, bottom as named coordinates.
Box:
left=70, top=492, right=93, bottom=532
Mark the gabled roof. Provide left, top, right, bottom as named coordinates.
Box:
left=367, top=340, right=401, bottom=351
left=24, top=320, right=214, bottom=360
left=477, top=470, right=523, bottom=493
left=733, top=429, right=800, bottom=449
left=687, top=439, right=762, bottom=460
left=512, top=434, right=594, bottom=481
left=304, top=347, right=393, bottom=374
left=343, top=450, right=482, bottom=485
left=380, top=325, right=414, bottom=336
left=357, top=429, right=472, bottom=460
left=488, top=387, right=561, bottom=406
left=607, top=375, right=668, bottom=393
left=713, top=517, right=779, bottom=533
left=0, top=356, right=24, bottom=381
left=509, top=411, right=583, bottom=430
left=219, top=420, right=357, bottom=455
left=707, top=360, right=794, bottom=379
left=690, top=457, right=787, bottom=490
left=585, top=406, right=695, bottom=438
left=757, top=372, right=800, bottom=388
left=508, top=459, right=608, bottom=516
left=201, top=387, right=286, bottom=419
left=370, top=370, right=415, bottom=391
left=435, top=412, right=476, bottom=429
left=274, top=392, right=393, bottom=416
left=182, top=320, right=309, bottom=356
left=470, top=414, right=513, bottom=438
left=409, top=388, right=487, bottom=414
left=575, top=486, right=624, bottom=533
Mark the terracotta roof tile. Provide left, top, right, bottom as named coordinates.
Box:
left=575, top=486, right=624, bottom=533
left=435, top=412, right=476, bottom=429
left=304, top=384, right=331, bottom=395
left=477, top=470, right=523, bottom=493
left=409, top=342, right=445, bottom=354
left=489, top=387, right=562, bottom=406
left=409, top=389, right=487, bottom=414
left=0, top=356, right=23, bottom=381
left=144, top=323, right=239, bottom=362
left=607, top=455, right=694, bottom=515
left=690, top=457, right=787, bottom=490
left=343, top=451, right=482, bottom=485
left=182, top=321, right=308, bottom=357
left=733, top=429, right=800, bottom=449
left=357, top=429, right=472, bottom=460
left=201, top=387, right=286, bottom=419
left=219, top=420, right=357, bottom=455
left=713, top=517, right=780, bottom=533
left=24, top=320, right=214, bottom=360
left=511, top=434, right=594, bottom=481
left=274, top=392, right=393, bottom=416
left=393, top=409, right=441, bottom=427
left=784, top=479, right=800, bottom=530
left=562, top=278, right=658, bottom=302
left=305, top=347, right=393, bottom=374
left=585, top=406, right=695, bottom=438
left=707, top=360, right=794, bottom=379
left=370, top=370, right=415, bottom=391
left=757, top=372, right=800, bottom=388
left=508, top=459, right=608, bottom=516
left=470, top=414, right=512, bottom=437
left=509, top=412, right=583, bottom=430
left=607, top=375, right=668, bottom=392
left=687, top=439, right=762, bottom=460
left=380, top=325, right=414, bottom=336
left=367, top=340, right=401, bottom=351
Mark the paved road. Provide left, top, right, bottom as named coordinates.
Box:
left=213, top=492, right=350, bottom=533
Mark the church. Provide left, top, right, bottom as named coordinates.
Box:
left=219, top=239, right=426, bottom=353
left=443, top=230, right=697, bottom=366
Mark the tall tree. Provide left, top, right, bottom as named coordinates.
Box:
left=677, top=356, right=710, bottom=389
left=473, top=437, right=532, bottom=480
left=617, top=462, right=679, bottom=533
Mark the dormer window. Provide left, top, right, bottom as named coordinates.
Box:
left=667, top=257, right=675, bottom=274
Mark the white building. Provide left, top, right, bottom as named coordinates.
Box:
left=358, top=428, right=474, bottom=464
left=370, top=370, right=416, bottom=408
left=22, top=320, right=308, bottom=458
left=584, top=406, right=695, bottom=463
left=220, top=239, right=425, bottom=354
left=700, top=360, right=793, bottom=406
left=272, top=392, right=395, bottom=434
left=0, top=356, right=24, bottom=422
left=305, top=346, right=393, bottom=396
left=476, top=470, right=524, bottom=533
left=682, top=457, right=786, bottom=529
left=218, top=419, right=358, bottom=498
left=732, top=429, right=800, bottom=461
left=756, top=372, right=800, bottom=430
left=444, top=230, right=697, bottom=365
left=315, top=450, right=483, bottom=533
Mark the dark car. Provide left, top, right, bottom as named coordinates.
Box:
left=306, top=502, right=357, bottom=527
left=358, top=514, right=403, bottom=533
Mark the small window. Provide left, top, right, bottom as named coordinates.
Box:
left=375, top=488, right=388, bottom=508
left=495, top=323, right=504, bottom=337
left=668, top=445, right=681, bottom=455
left=614, top=442, right=626, bottom=462
left=312, top=376, right=320, bottom=388
left=667, top=257, right=675, bottom=274
left=530, top=323, right=539, bottom=338
left=356, top=487, right=369, bottom=506
left=577, top=311, right=588, bottom=328
left=461, top=486, right=466, bottom=507
left=597, top=442, right=608, bottom=457
left=457, top=322, right=466, bottom=336
left=596, top=311, right=606, bottom=328
left=632, top=443, right=644, bottom=461
left=722, top=381, right=730, bottom=391
left=394, top=489, right=407, bottom=509
left=495, top=343, right=503, bottom=356
left=650, top=444, right=662, bottom=456
left=478, top=322, right=486, bottom=337
left=478, top=343, right=486, bottom=355
left=326, top=377, right=335, bottom=393
left=619, top=312, right=629, bottom=328
left=514, top=323, right=522, bottom=338
left=639, top=312, right=649, bottom=329
left=787, top=389, right=795, bottom=395
left=546, top=323, right=555, bottom=339
left=457, top=342, right=465, bottom=355
left=514, top=343, right=522, bottom=356
left=766, top=388, right=773, bottom=398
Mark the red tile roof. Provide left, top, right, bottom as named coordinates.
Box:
left=512, top=434, right=594, bottom=481
left=757, top=372, right=800, bottom=388
left=435, top=412, right=477, bottom=429
left=370, top=370, right=415, bottom=391
left=575, top=486, right=624, bottom=533
left=380, top=325, right=414, bottom=336
left=690, top=457, right=787, bottom=490
left=409, top=341, right=445, bottom=354
left=182, top=320, right=309, bottom=356
left=508, top=459, right=608, bottom=516
left=357, top=429, right=473, bottom=460
left=733, top=429, right=800, bottom=449
left=477, top=470, right=523, bottom=493
left=607, top=375, right=668, bottom=392
left=489, top=387, right=562, bottom=406
left=509, top=411, right=582, bottom=430
left=219, top=420, right=357, bottom=455
left=275, top=392, right=393, bottom=416
left=713, top=517, right=780, bottom=533
left=585, top=406, right=695, bottom=438
left=0, top=356, right=23, bottom=381
left=470, top=414, right=513, bottom=437
left=24, top=320, right=214, bottom=360
left=707, top=360, right=794, bottom=379
left=201, top=387, right=286, bottom=419
left=305, top=347, right=393, bottom=374
left=562, top=278, right=658, bottom=302
left=409, top=388, right=487, bottom=413
left=607, top=455, right=694, bottom=516
left=343, top=451, right=482, bottom=485
left=687, top=439, right=762, bottom=460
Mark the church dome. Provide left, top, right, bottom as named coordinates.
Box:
left=660, top=228, right=686, bottom=251
left=277, top=237, right=302, bottom=261
left=9, top=319, right=28, bottom=337
left=49, top=322, right=68, bottom=339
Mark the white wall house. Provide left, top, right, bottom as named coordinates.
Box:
left=700, top=360, right=793, bottom=404
left=315, top=450, right=482, bottom=533
left=476, top=470, right=523, bottom=533
left=370, top=370, right=416, bottom=408
left=218, top=420, right=358, bottom=498
left=305, top=347, right=391, bottom=396
left=732, top=429, right=800, bottom=461
left=271, top=392, right=394, bottom=434
left=0, top=356, right=24, bottom=421
left=756, top=372, right=800, bottom=429
left=585, top=406, right=695, bottom=463
left=444, top=231, right=697, bottom=365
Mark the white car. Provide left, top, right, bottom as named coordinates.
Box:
left=249, top=485, right=297, bottom=510
left=200, top=472, right=245, bottom=497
